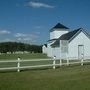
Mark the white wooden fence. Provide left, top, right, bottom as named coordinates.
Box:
left=0, top=57, right=90, bottom=72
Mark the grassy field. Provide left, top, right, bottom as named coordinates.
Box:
left=0, top=53, right=53, bottom=69
left=0, top=53, right=90, bottom=90
left=0, top=53, right=48, bottom=60
left=0, top=65, right=90, bottom=90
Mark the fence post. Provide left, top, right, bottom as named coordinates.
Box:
left=17, top=57, right=20, bottom=72
left=81, top=54, right=84, bottom=66
left=81, top=58, right=83, bottom=66
left=53, top=56, right=56, bottom=69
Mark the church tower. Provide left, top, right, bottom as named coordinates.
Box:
left=50, top=23, right=69, bottom=40
left=47, top=23, right=69, bottom=57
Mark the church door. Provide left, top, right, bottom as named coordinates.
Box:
left=78, top=45, right=84, bottom=59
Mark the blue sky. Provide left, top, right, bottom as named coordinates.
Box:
left=0, top=0, right=90, bottom=45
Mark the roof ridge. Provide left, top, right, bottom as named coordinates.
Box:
left=53, top=23, right=69, bottom=29
left=50, top=23, right=69, bottom=32
left=68, top=28, right=82, bottom=42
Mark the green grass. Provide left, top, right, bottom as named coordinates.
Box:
left=0, top=53, right=90, bottom=90
left=0, top=53, right=52, bottom=69
left=0, top=53, right=48, bottom=60
left=0, top=65, right=90, bottom=90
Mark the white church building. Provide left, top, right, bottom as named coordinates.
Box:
left=42, top=23, right=90, bottom=60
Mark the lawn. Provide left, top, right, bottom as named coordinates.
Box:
left=0, top=53, right=53, bottom=69
left=0, top=65, right=90, bottom=90
left=0, top=53, right=90, bottom=90
left=0, top=53, right=48, bottom=60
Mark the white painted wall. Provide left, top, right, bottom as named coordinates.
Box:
left=47, top=41, right=55, bottom=57
left=51, top=31, right=90, bottom=60
left=47, top=43, right=53, bottom=57
left=51, top=40, right=68, bottom=59
left=50, top=29, right=69, bottom=39
left=48, top=28, right=69, bottom=58
left=68, top=32, right=90, bottom=59
left=42, top=45, right=47, bottom=54
left=52, top=47, right=60, bottom=59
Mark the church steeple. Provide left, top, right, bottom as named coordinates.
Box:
left=50, top=23, right=69, bottom=39
left=50, top=23, right=69, bottom=32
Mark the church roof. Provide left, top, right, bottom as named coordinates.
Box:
left=51, top=28, right=90, bottom=47
left=50, top=23, right=69, bottom=32
left=48, top=38, right=57, bottom=42
left=60, top=28, right=81, bottom=40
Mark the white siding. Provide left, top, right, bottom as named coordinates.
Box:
left=42, top=45, right=47, bottom=54
left=50, top=29, right=68, bottom=39
left=60, top=40, right=68, bottom=59
left=47, top=41, right=56, bottom=57
left=47, top=43, right=52, bottom=57
left=68, top=32, right=90, bottom=59
left=52, top=47, right=60, bottom=59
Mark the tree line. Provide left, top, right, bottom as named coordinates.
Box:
left=0, top=42, right=42, bottom=53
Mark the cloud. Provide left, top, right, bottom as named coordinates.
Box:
left=26, top=1, right=55, bottom=8
left=0, top=30, right=11, bottom=35
left=14, top=33, right=39, bottom=42
left=15, top=33, right=27, bottom=38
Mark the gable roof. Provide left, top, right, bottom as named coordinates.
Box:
left=51, top=28, right=90, bottom=47
left=50, top=23, right=69, bottom=32
left=60, top=28, right=81, bottom=40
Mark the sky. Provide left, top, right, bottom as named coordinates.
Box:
left=0, top=0, right=90, bottom=45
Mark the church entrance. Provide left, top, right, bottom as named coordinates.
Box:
left=78, top=45, right=84, bottom=59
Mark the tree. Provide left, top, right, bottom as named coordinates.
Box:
left=0, top=42, right=42, bottom=53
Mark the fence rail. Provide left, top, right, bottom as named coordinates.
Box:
left=0, top=58, right=90, bottom=72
